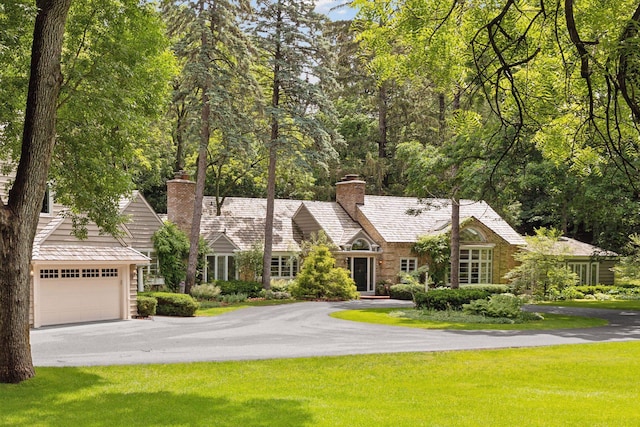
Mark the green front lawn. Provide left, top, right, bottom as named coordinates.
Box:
left=540, top=299, right=640, bottom=311
left=196, top=299, right=299, bottom=316
left=2, top=343, right=639, bottom=426
left=330, top=308, right=608, bottom=330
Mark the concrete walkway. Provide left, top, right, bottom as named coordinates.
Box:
left=30, top=300, right=640, bottom=367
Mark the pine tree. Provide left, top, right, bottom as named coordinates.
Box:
left=252, top=0, right=341, bottom=288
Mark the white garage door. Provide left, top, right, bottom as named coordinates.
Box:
left=38, top=267, right=122, bottom=326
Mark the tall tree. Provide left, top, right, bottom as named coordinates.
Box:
left=253, top=0, right=341, bottom=288
left=163, top=0, right=259, bottom=294
left=0, top=0, right=72, bottom=384
left=0, top=0, right=172, bottom=383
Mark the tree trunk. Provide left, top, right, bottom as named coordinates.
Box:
left=0, top=0, right=72, bottom=384
left=377, top=81, right=389, bottom=191
left=185, top=4, right=211, bottom=295
left=450, top=193, right=460, bottom=289
left=262, top=3, right=283, bottom=290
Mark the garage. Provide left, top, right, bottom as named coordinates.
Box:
left=31, top=246, right=149, bottom=328
left=37, top=267, right=123, bottom=326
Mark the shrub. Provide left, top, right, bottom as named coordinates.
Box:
left=558, top=287, right=585, bottom=300
left=375, top=281, right=392, bottom=296
left=414, top=289, right=491, bottom=311
left=389, top=283, right=425, bottom=300
left=260, top=289, right=292, bottom=300
left=460, top=284, right=511, bottom=294
left=463, top=294, right=524, bottom=319
left=291, top=244, right=358, bottom=300
left=270, top=279, right=294, bottom=293
left=217, top=280, right=263, bottom=298
left=190, top=284, right=221, bottom=301
left=136, top=295, right=157, bottom=317
left=218, top=293, right=248, bottom=304
left=146, top=292, right=199, bottom=317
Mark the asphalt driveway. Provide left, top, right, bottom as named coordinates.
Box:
left=30, top=300, right=640, bottom=367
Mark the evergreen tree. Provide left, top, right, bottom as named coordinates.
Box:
left=252, top=0, right=341, bottom=288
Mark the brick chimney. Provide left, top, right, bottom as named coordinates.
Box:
left=336, top=174, right=366, bottom=220
left=167, top=171, right=195, bottom=233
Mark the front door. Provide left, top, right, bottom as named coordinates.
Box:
left=353, top=257, right=368, bottom=292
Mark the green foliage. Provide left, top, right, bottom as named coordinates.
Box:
left=291, top=244, right=358, bottom=301
left=216, top=280, right=263, bottom=298
left=136, top=295, right=157, bottom=317
left=614, top=234, right=640, bottom=281
left=460, top=284, right=511, bottom=294
left=504, top=228, right=579, bottom=300
left=218, top=293, right=248, bottom=304
left=234, top=243, right=264, bottom=282
left=152, top=222, right=190, bottom=292
left=189, top=284, right=221, bottom=301
left=389, top=284, right=424, bottom=300
left=146, top=292, right=199, bottom=317
left=259, top=289, right=292, bottom=300
left=463, top=294, right=525, bottom=319
left=414, top=289, right=491, bottom=311
left=412, top=233, right=450, bottom=285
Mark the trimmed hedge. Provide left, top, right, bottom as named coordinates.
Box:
left=460, top=284, right=511, bottom=294
left=389, top=284, right=425, bottom=300
left=414, top=289, right=491, bottom=311
left=145, top=292, right=199, bottom=317
left=136, top=295, right=157, bottom=317
left=216, top=280, right=263, bottom=298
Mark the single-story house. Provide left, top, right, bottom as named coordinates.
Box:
left=1, top=171, right=163, bottom=327
left=167, top=174, right=529, bottom=292
left=555, top=237, right=617, bottom=285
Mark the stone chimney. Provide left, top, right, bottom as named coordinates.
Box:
left=167, top=171, right=195, bottom=234
left=336, top=174, right=366, bottom=220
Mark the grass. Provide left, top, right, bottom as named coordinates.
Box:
left=540, top=299, right=640, bottom=311
left=2, top=342, right=640, bottom=426
left=330, top=308, right=608, bottom=330
left=196, top=299, right=298, bottom=316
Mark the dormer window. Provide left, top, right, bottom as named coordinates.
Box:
left=351, top=238, right=370, bottom=251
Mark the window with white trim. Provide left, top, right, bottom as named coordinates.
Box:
left=567, top=262, right=598, bottom=285
left=400, top=258, right=418, bottom=273
left=271, top=255, right=298, bottom=278
left=82, top=268, right=100, bottom=278
left=459, top=248, right=492, bottom=284
left=206, top=254, right=237, bottom=282
left=61, top=269, right=80, bottom=278
left=101, top=268, right=119, bottom=277
left=40, top=269, right=59, bottom=279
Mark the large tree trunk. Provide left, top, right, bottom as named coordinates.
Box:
left=261, top=3, right=282, bottom=290
left=185, top=4, right=211, bottom=295
left=450, top=193, right=460, bottom=289
left=0, top=0, right=72, bottom=384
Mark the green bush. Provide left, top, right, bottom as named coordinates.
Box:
left=218, top=293, right=248, bottom=304
left=375, top=281, right=392, bottom=296
left=463, top=294, right=524, bottom=319
left=574, top=285, right=616, bottom=295
left=291, top=244, right=358, bottom=300
left=558, top=287, right=585, bottom=300
left=146, top=292, right=199, bottom=317
left=217, top=280, right=263, bottom=298
left=190, top=284, right=221, bottom=301
left=259, top=289, right=292, bottom=300
left=460, top=284, right=511, bottom=294
left=389, top=283, right=425, bottom=300
left=414, top=289, right=491, bottom=311
left=136, top=295, right=157, bottom=317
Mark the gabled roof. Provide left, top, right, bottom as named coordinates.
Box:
left=295, top=201, right=365, bottom=246
left=200, top=197, right=302, bottom=252
left=358, top=196, right=525, bottom=245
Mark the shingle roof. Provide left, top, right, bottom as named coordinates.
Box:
left=299, top=201, right=364, bottom=246
left=555, top=237, right=618, bottom=257
left=358, top=196, right=525, bottom=245
left=32, top=245, right=150, bottom=262
left=200, top=197, right=302, bottom=252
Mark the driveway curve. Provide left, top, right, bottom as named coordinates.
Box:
left=30, top=300, right=640, bottom=367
